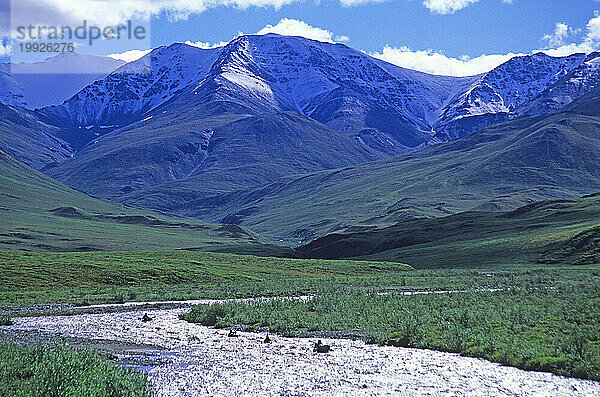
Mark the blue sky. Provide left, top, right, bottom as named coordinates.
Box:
left=2, top=0, right=600, bottom=76
left=151, top=0, right=594, bottom=57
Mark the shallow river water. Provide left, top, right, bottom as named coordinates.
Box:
left=10, top=305, right=600, bottom=396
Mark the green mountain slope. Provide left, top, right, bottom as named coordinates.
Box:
left=168, top=99, right=600, bottom=243
left=0, top=104, right=74, bottom=169
left=297, top=193, right=600, bottom=268
left=45, top=111, right=386, bottom=201
left=0, top=150, right=287, bottom=255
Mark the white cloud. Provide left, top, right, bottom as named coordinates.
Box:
left=106, top=19, right=349, bottom=64
left=256, top=18, right=342, bottom=43
left=371, top=46, right=521, bottom=76
left=542, top=23, right=570, bottom=47
left=540, top=13, right=600, bottom=56
left=185, top=40, right=230, bottom=49
left=10, top=0, right=300, bottom=27
left=587, top=11, right=600, bottom=41
left=422, top=0, right=479, bottom=15
left=371, top=12, right=600, bottom=77
left=539, top=42, right=595, bottom=57
left=107, top=48, right=151, bottom=62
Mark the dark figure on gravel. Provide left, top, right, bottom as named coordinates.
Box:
left=314, top=340, right=331, bottom=353
left=228, top=329, right=238, bottom=337
left=141, top=313, right=152, bottom=322
left=263, top=334, right=272, bottom=343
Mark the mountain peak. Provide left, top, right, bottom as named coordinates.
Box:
left=11, top=51, right=124, bottom=75
left=34, top=37, right=600, bottom=154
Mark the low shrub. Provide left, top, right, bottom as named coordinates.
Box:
left=0, top=343, right=150, bottom=396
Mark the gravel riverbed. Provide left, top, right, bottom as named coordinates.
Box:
left=7, top=304, right=600, bottom=396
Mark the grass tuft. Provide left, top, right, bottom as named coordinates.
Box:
left=0, top=342, right=149, bottom=396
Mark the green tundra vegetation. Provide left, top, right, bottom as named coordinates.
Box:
left=183, top=269, right=600, bottom=381
left=3, top=142, right=600, bottom=387
left=0, top=343, right=149, bottom=396
left=0, top=149, right=286, bottom=255
left=0, top=250, right=410, bottom=305
left=2, top=240, right=600, bottom=386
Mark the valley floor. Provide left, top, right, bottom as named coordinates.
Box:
left=1, top=250, right=600, bottom=395
left=7, top=302, right=600, bottom=397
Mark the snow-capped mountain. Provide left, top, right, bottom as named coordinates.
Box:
left=42, top=44, right=221, bottom=130
left=38, top=34, right=600, bottom=154
left=0, top=52, right=124, bottom=109
left=201, top=34, right=464, bottom=153
left=431, top=52, right=587, bottom=141
left=518, top=52, right=600, bottom=116
left=7, top=33, right=600, bottom=242
left=108, top=34, right=468, bottom=154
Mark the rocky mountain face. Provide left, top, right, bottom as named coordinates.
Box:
left=35, top=35, right=598, bottom=156
left=517, top=52, right=600, bottom=117
left=431, top=52, right=587, bottom=142
left=41, top=45, right=220, bottom=131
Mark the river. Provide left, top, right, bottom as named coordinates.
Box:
left=8, top=302, right=600, bottom=396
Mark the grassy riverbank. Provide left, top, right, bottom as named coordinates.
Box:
left=0, top=250, right=410, bottom=306
left=3, top=248, right=600, bottom=382
left=183, top=270, right=600, bottom=381
left=0, top=342, right=149, bottom=396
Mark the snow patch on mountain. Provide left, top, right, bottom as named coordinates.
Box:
left=433, top=52, right=587, bottom=140
left=518, top=52, right=600, bottom=116
left=34, top=35, right=600, bottom=154
left=43, top=44, right=221, bottom=128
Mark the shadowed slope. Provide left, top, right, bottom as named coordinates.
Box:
left=298, top=193, right=600, bottom=268
left=45, top=111, right=386, bottom=201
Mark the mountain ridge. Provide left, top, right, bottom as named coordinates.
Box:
left=129, top=95, right=600, bottom=243
left=296, top=192, right=600, bottom=268
left=37, top=35, right=598, bottom=155
left=2, top=34, right=600, bottom=246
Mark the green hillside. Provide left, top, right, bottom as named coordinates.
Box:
left=0, top=104, right=74, bottom=169
left=298, top=193, right=600, bottom=268
left=178, top=100, right=600, bottom=243
left=0, top=149, right=285, bottom=255
left=46, top=111, right=385, bottom=203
